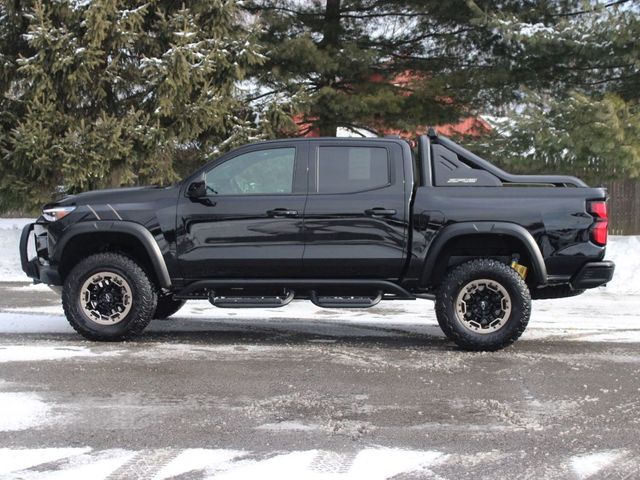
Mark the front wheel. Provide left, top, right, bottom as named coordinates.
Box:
left=435, top=259, right=531, bottom=351
left=62, top=253, right=157, bottom=341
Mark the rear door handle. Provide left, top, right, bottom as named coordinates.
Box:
left=365, top=208, right=397, bottom=217
left=267, top=208, right=298, bottom=217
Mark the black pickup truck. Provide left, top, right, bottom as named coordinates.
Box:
left=20, top=131, right=614, bottom=350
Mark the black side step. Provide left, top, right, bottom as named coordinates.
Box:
left=176, top=279, right=414, bottom=300
left=209, top=290, right=294, bottom=308
left=310, top=291, right=383, bottom=308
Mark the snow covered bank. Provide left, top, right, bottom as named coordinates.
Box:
left=0, top=218, right=34, bottom=282
left=1, top=217, right=636, bottom=293
left=597, top=235, right=640, bottom=294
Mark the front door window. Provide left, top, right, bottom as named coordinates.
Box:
left=205, top=148, right=296, bottom=195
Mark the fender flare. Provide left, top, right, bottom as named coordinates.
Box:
left=420, top=222, right=547, bottom=286
left=52, top=221, right=172, bottom=288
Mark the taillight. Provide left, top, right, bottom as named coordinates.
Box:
left=588, top=201, right=608, bottom=246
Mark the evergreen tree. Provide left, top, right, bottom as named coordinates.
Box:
left=467, top=1, right=640, bottom=184
left=0, top=0, right=265, bottom=212
left=246, top=0, right=639, bottom=182
left=242, top=0, right=594, bottom=137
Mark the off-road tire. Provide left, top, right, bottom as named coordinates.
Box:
left=154, top=296, right=186, bottom=319
left=531, top=285, right=585, bottom=300
left=435, top=259, right=531, bottom=351
left=62, top=252, right=157, bottom=341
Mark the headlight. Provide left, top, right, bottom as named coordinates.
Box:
left=42, top=206, right=76, bottom=222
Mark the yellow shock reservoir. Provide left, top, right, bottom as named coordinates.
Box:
left=511, top=261, right=528, bottom=280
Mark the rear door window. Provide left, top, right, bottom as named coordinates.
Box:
left=315, top=146, right=390, bottom=194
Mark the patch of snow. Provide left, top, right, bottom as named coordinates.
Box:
left=5, top=306, right=64, bottom=315
left=0, top=392, right=51, bottom=431
left=7, top=283, right=55, bottom=292
left=127, top=343, right=280, bottom=363
left=524, top=292, right=640, bottom=343
left=174, top=31, right=197, bottom=39
left=0, top=448, right=90, bottom=475
left=0, top=218, right=34, bottom=282
left=517, top=22, right=555, bottom=37
left=0, top=312, right=74, bottom=334
left=70, top=0, right=92, bottom=9
left=570, top=450, right=625, bottom=479
left=154, top=449, right=244, bottom=480
left=0, top=448, right=444, bottom=479
left=0, top=345, right=111, bottom=362
left=211, top=450, right=325, bottom=479
left=256, top=421, right=321, bottom=432
left=348, top=448, right=444, bottom=479
left=598, top=235, right=640, bottom=294
left=208, top=448, right=444, bottom=479
left=12, top=449, right=138, bottom=480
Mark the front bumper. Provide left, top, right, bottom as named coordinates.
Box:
left=20, top=223, right=61, bottom=285
left=571, top=261, right=615, bottom=289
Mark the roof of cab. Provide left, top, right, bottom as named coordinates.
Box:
left=242, top=136, right=411, bottom=147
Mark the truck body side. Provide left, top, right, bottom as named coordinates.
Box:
left=19, top=134, right=615, bottom=349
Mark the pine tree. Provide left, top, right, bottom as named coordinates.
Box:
left=462, top=1, right=640, bottom=183
left=242, top=0, right=597, bottom=138
left=245, top=0, right=639, bottom=183
left=243, top=0, right=481, bottom=137
left=0, top=0, right=265, bottom=212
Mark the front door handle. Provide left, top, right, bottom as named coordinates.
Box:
left=365, top=208, right=397, bottom=217
left=267, top=208, right=298, bottom=217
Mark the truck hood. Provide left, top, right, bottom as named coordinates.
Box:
left=50, top=186, right=178, bottom=208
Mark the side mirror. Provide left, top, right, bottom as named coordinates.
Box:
left=187, top=180, right=207, bottom=199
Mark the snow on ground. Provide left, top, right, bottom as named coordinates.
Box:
left=0, top=345, right=117, bottom=362
left=1, top=289, right=639, bottom=343
left=570, top=450, right=626, bottom=479
left=154, top=450, right=244, bottom=480
left=0, top=446, right=634, bottom=479
left=0, top=447, right=445, bottom=480
left=6, top=283, right=52, bottom=292
left=0, top=448, right=91, bottom=475
left=0, top=392, right=51, bottom=432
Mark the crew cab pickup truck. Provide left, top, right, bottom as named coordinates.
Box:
left=20, top=131, right=615, bottom=350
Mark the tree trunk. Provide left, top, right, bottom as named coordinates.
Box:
left=318, top=0, right=341, bottom=137
left=322, top=0, right=341, bottom=48
left=318, top=122, right=338, bottom=137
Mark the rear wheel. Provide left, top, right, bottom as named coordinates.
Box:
left=435, top=259, right=531, bottom=351
left=62, top=253, right=157, bottom=341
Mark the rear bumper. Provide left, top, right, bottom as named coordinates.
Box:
left=20, top=223, right=61, bottom=285
left=571, top=261, right=615, bottom=289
